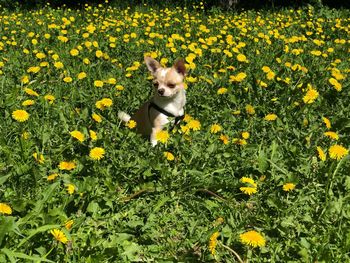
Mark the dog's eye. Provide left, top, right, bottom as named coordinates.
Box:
left=168, top=83, right=176, bottom=89
left=153, top=82, right=159, bottom=87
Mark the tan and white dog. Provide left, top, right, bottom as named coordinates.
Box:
left=118, top=57, right=186, bottom=146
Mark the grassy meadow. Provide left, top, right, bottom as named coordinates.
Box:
left=0, top=2, right=350, bottom=262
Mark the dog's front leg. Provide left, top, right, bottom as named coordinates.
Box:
left=150, top=126, right=162, bottom=147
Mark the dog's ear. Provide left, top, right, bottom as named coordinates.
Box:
left=173, top=59, right=186, bottom=76
left=145, top=57, right=161, bottom=74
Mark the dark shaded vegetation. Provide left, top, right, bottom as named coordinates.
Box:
left=0, top=0, right=349, bottom=10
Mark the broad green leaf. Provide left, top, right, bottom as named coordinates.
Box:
left=257, top=149, right=268, bottom=173
left=0, top=174, right=11, bottom=185
left=1, top=248, right=54, bottom=263
left=0, top=217, right=16, bottom=246
left=86, top=201, right=100, bottom=214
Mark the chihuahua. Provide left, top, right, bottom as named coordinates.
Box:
left=118, top=57, right=186, bottom=146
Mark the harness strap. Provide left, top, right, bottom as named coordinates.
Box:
left=148, top=102, right=185, bottom=131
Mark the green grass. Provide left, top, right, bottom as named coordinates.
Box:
left=0, top=3, right=350, bottom=262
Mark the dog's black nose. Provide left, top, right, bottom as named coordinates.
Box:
left=158, top=89, right=165, bottom=96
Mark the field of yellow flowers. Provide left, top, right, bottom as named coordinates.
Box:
left=0, top=2, right=349, bottom=262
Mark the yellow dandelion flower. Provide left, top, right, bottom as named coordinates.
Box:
left=95, top=50, right=103, bottom=58
left=100, top=98, right=113, bottom=107
left=283, top=183, right=296, bottom=192
left=237, top=53, right=248, bottom=63
left=187, top=76, right=197, bottom=83
left=27, top=66, right=41, bottom=74
left=235, top=139, right=247, bottom=146
left=317, top=146, right=326, bottom=161
left=107, top=78, right=117, bottom=84
left=183, top=114, right=193, bottom=123
left=266, top=71, right=275, bottom=80
left=67, top=184, right=75, bottom=195
left=241, top=131, right=250, bottom=139
left=126, top=120, right=137, bottom=129
left=94, top=80, right=104, bottom=88
left=36, top=53, right=46, bottom=59
left=0, top=203, right=12, bottom=215
left=328, top=78, right=342, bottom=92
left=219, top=134, right=229, bottom=145
left=262, top=66, right=271, bottom=73
left=12, top=110, right=30, bottom=122
left=52, top=54, right=59, bottom=60
left=64, top=219, right=74, bottom=230
left=210, top=124, right=222, bottom=134
left=24, top=88, right=39, bottom=97
left=208, top=232, right=220, bottom=255
left=240, top=186, right=257, bottom=195
left=258, top=80, right=268, bottom=88
left=310, top=50, right=322, bottom=56
left=89, top=147, right=106, bottom=160
left=22, top=99, right=35, bottom=106
left=77, top=72, right=87, bottom=80
left=116, top=85, right=124, bottom=91
left=33, top=152, right=45, bottom=164
left=92, top=113, right=102, bottom=123
left=303, top=87, right=319, bottom=104
left=70, top=130, right=85, bottom=143
left=54, top=61, right=64, bottom=69
left=47, top=173, right=59, bottom=181
left=89, top=130, right=97, bottom=141
left=331, top=70, right=345, bottom=80
left=58, top=161, right=76, bottom=171
left=70, top=49, right=79, bottom=56
left=329, top=145, right=349, bottom=160
left=240, top=177, right=257, bottom=187
left=95, top=101, right=104, bottom=110
left=240, top=230, right=266, bottom=248
left=21, top=75, right=30, bottom=84
left=217, top=87, right=228, bottom=95
left=155, top=130, right=170, bottom=144
left=229, top=72, right=247, bottom=82
left=187, top=120, right=201, bottom=131
left=322, top=117, right=331, bottom=129
left=264, top=114, right=278, bottom=121
left=245, top=104, right=255, bottom=115
left=50, top=229, right=68, bottom=244
left=63, top=77, right=73, bottom=83
left=324, top=131, right=339, bottom=140
left=181, top=125, right=191, bottom=135
left=44, top=94, right=55, bottom=104
left=164, top=151, right=175, bottom=161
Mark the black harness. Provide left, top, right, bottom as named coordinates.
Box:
left=148, top=102, right=185, bottom=131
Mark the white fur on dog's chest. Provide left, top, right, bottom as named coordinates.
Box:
left=157, top=113, right=171, bottom=126
left=154, top=89, right=186, bottom=117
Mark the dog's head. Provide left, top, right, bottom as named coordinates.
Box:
left=145, top=57, right=186, bottom=98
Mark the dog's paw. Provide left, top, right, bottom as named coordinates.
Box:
left=118, top=111, right=131, bottom=122
left=151, top=139, right=158, bottom=147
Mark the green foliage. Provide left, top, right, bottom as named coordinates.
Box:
left=0, top=3, right=350, bottom=262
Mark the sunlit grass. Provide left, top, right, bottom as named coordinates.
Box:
left=0, top=3, right=349, bottom=262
